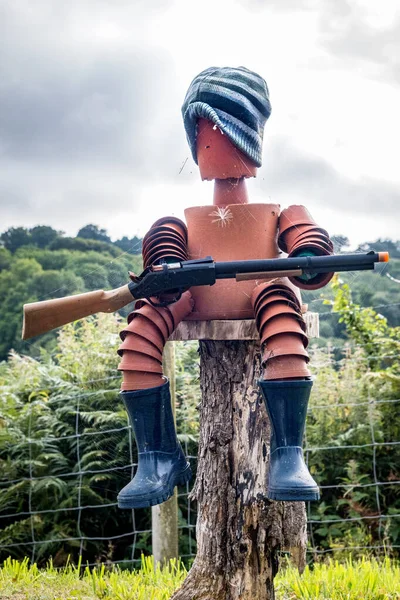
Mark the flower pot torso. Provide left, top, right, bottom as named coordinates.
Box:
left=184, top=203, right=280, bottom=320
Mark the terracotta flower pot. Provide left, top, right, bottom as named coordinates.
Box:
left=262, top=333, right=309, bottom=362
left=288, top=271, right=335, bottom=291
left=184, top=203, right=280, bottom=320
left=143, top=234, right=187, bottom=259
left=118, top=351, right=163, bottom=373
left=143, top=229, right=186, bottom=248
left=150, top=216, right=188, bottom=241
left=260, top=315, right=308, bottom=347
left=121, top=314, right=165, bottom=353
left=129, top=305, right=169, bottom=341
left=143, top=225, right=187, bottom=246
left=290, top=237, right=333, bottom=253
left=290, top=242, right=330, bottom=257
left=165, top=291, right=194, bottom=329
left=290, top=229, right=332, bottom=244
left=254, top=295, right=302, bottom=322
left=262, top=355, right=311, bottom=380
left=279, top=205, right=316, bottom=236
left=251, top=278, right=301, bottom=310
left=254, top=287, right=301, bottom=316
left=117, top=332, right=164, bottom=362
left=256, top=303, right=306, bottom=332
left=134, top=302, right=175, bottom=337
left=145, top=240, right=187, bottom=256
left=281, top=225, right=331, bottom=253
left=120, top=371, right=165, bottom=391
left=145, top=248, right=187, bottom=267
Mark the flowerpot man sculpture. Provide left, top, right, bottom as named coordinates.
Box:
left=117, top=66, right=335, bottom=509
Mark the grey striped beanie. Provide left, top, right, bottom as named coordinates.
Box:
left=181, top=66, right=271, bottom=168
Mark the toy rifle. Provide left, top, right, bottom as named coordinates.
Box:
left=22, top=251, right=389, bottom=340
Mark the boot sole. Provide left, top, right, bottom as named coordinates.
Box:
left=118, top=463, right=192, bottom=509
left=268, top=487, right=320, bottom=502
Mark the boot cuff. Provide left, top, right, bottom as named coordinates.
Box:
left=120, top=378, right=169, bottom=400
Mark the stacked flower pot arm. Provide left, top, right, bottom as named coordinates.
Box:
left=116, top=216, right=194, bottom=509
left=278, top=204, right=335, bottom=290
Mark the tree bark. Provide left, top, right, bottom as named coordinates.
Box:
left=171, top=340, right=307, bottom=600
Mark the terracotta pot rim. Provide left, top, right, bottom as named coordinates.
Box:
left=290, top=237, right=333, bottom=251
left=289, top=271, right=335, bottom=290
left=118, top=359, right=163, bottom=374
left=132, top=305, right=169, bottom=341
left=289, top=244, right=331, bottom=257
left=117, top=337, right=163, bottom=361
left=144, top=250, right=187, bottom=267
left=131, top=300, right=174, bottom=336
left=144, top=225, right=187, bottom=244
left=256, top=306, right=307, bottom=334
left=143, top=239, right=187, bottom=261
left=279, top=225, right=329, bottom=252
left=150, top=216, right=188, bottom=239
left=260, top=320, right=308, bottom=347
left=143, top=231, right=187, bottom=251
left=122, top=314, right=165, bottom=351
left=254, top=289, right=301, bottom=314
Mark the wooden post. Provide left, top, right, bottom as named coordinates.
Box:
left=152, top=341, right=179, bottom=566
left=168, top=314, right=318, bottom=600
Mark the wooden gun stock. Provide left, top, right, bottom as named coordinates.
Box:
left=22, top=285, right=134, bottom=340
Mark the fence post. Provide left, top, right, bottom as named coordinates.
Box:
left=152, top=341, right=179, bottom=566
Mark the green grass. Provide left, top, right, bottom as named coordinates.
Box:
left=0, top=555, right=399, bottom=599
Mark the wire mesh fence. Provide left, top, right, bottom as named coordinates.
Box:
left=1, top=335, right=399, bottom=568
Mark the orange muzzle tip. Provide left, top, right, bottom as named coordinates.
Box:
left=378, top=252, right=389, bottom=262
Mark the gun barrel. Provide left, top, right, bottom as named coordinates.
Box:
left=215, top=252, right=386, bottom=278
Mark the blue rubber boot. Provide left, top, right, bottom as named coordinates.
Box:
left=259, top=379, right=320, bottom=502
left=117, top=380, right=192, bottom=509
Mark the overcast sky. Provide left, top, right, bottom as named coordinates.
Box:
left=1, top=0, right=399, bottom=248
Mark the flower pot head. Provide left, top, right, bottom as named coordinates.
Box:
left=120, top=371, right=165, bottom=391
left=262, top=333, right=309, bottom=362
left=262, top=355, right=311, bottom=380
left=118, top=350, right=163, bottom=373
left=196, top=118, right=258, bottom=181
left=182, top=66, right=271, bottom=173
left=118, top=332, right=163, bottom=362
left=260, top=315, right=309, bottom=347
left=121, top=314, right=165, bottom=352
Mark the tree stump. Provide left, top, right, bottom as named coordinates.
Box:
left=171, top=337, right=307, bottom=600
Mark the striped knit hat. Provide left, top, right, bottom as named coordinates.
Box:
left=181, top=66, right=271, bottom=168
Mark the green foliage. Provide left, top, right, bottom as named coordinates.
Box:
left=0, top=555, right=399, bottom=599
left=49, top=236, right=122, bottom=256
left=276, top=556, right=400, bottom=599
left=77, top=224, right=111, bottom=244
left=1, top=227, right=32, bottom=252
left=0, top=316, right=199, bottom=567
left=0, top=554, right=187, bottom=599
left=306, top=278, right=400, bottom=555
